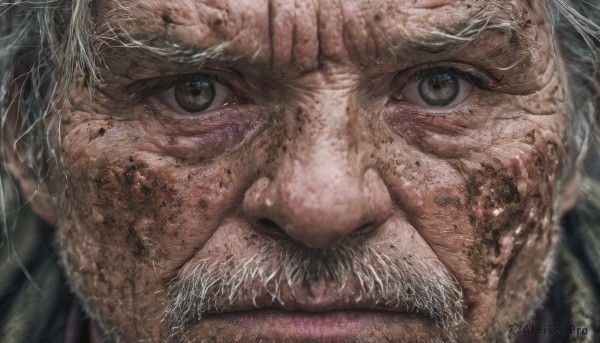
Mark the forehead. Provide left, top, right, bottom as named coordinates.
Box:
left=95, top=0, right=546, bottom=75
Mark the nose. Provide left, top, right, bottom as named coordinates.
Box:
left=243, top=148, right=392, bottom=249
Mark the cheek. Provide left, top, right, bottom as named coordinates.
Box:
left=52, top=99, right=291, bottom=338
left=480, top=127, right=561, bottom=260
left=375, top=122, right=563, bottom=332
left=475, top=132, right=562, bottom=313
left=456, top=133, right=562, bottom=337
left=54, top=120, right=261, bottom=339
left=459, top=143, right=558, bottom=282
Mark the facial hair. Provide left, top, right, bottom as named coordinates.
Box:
left=164, top=238, right=465, bottom=342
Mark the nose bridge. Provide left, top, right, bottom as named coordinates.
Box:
left=283, top=132, right=361, bottom=221
left=284, top=81, right=364, bottom=207
left=296, top=70, right=364, bottom=157
left=299, top=86, right=360, bottom=171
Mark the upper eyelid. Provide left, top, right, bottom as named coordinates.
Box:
left=398, top=63, right=499, bottom=91
left=126, top=73, right=236, bottom=100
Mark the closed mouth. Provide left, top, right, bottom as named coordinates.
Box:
left=206, top=307, right=431, bottom=341
left=200, top=291, right=434, bottom=341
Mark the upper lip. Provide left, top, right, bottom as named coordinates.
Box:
left=206, top=281, right=421, bottom=316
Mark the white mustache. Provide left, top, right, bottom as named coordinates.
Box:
left=164, top=238, right=464, bottom=336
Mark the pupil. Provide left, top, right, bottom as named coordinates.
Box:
left=418, top=72, right=459, bottom=107
left=174, top=78, right=215, bottom=113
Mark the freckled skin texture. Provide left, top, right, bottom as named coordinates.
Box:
left=34, top=0, right=571, bottom=342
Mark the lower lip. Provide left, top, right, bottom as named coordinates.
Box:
left=208, top=308, right=421, bottom=340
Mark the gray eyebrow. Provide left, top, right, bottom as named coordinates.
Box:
left=401, top=5, right=531, bottom=55
left=94, top=23, right=245, bottom=67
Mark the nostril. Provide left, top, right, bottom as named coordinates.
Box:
left=253, top=218, right=288, bottom=239
left=350, top=223, right=375, bottom=237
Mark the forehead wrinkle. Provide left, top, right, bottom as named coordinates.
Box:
left=93, top=0, right=540, bottom=77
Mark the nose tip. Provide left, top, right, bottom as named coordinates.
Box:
left=243, top=169, right=392, bottom=249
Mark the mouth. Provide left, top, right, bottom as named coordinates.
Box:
left=207, top=308, right=429, bottom=341
left=199, top=293, right=436, bottom=342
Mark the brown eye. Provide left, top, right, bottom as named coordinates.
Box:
left=156, top=74, right=234, bottom=115
left=394, top=68, right=473, bottom=109
left=175, top=78, right=215, bottom=112
left=418, top=72, right=459, bottom=106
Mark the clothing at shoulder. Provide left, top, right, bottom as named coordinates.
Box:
left=0, top=206, right=75, bottom=343
left=560, top=178, right=600, bottom=343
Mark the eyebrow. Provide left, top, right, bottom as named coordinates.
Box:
left=406, top=4, right=532, bottom=55
left=96, top=3, right=533, bottom=72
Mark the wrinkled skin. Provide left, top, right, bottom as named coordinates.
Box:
left=24, top=0, right=573, bottom=342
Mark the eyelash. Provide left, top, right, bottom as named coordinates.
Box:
left=128, top=74, right=234, bottom=102
left=407, top=66, right=491, bottom=91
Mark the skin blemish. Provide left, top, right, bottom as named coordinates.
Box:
left=433, top=195, right=463, bottom=209
left=198, top=199, right=209, bottom=209
left=480, top=165, right=521, bottom=209
left=466, top=243, right=488, bottom=281
left=127, top=224, right=148, bottom=258
left=161, top=12, right=175, bottom=25
left=124, top=161, right=148, bottom=186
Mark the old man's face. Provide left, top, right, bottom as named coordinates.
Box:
left=42, top=0, right=570, bottom=341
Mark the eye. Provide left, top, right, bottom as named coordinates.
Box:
left=156, top=74, right=235, bottom=114
left=394, top=69, right=474, bottom=108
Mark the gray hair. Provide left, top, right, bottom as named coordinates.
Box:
left=551, top=0, right=600, bottom=174
left=0, top=0, right=95, bottom=251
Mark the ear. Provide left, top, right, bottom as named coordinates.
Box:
left=559, top=172, right=581, bottom=215
left=2, top=92, right=55, bottom=224
left=3, top=154, right=55, bottom=224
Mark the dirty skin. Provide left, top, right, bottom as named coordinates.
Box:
left=28, top=0, right=574, bottom=342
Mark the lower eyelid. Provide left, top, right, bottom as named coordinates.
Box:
left=142, top=106, right=263, bottom=161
